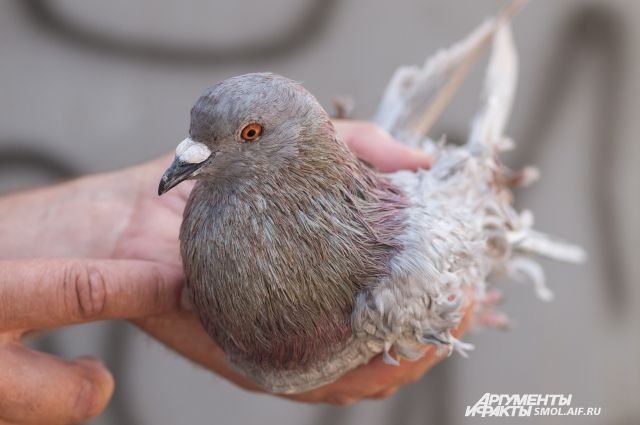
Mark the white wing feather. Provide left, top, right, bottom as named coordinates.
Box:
left=355, top=10, right=584, bottom=365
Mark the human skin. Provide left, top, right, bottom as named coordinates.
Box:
left=0, top=120, right=472, bottom=424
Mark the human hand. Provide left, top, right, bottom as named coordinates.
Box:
left=0, top=258, right=182, bottom=425
left=118, top=120, right=473, bottom=405
left=0, top=120, right=466, bottom=415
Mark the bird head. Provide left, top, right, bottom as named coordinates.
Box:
left=158, top=73, right=334, bottom=195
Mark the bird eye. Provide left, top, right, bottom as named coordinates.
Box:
left=240, top=123, right=263, bottom=142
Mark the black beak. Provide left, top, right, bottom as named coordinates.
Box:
left=158, top=155, right=210, bottom=196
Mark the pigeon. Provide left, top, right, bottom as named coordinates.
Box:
left=158, top=10, right=584, bottom=394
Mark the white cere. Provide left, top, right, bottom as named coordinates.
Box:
left=176, top=138, right=211, bottom=164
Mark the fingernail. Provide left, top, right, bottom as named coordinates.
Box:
left=73, top=356, right=113, bottom=420
left=412, top=149, right=434, bottom=168
left=73, top=377, right=97, bottom=419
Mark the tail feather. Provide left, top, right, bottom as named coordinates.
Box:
left=508, top=229, right=588, bottom=263
left=467, top=24, right=518, bottom=152
left=373, top=0, right=526, bottom=146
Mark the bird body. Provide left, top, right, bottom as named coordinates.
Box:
left=180, top=137, right=408, bottom=384
left=159, top=17, right=584, bottom=393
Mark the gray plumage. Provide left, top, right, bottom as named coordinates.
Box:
left=159, top=19, right=584, bottom=393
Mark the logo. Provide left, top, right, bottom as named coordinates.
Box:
left=465, top=393, right=602, bottom=417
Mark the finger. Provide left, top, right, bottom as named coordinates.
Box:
left=0, top=343, right=113, bottom=425
left=0, top=259, right=183, bottom=332
left=483, top=288, right=504, bottom=305
left=365, top=297, right=475, bottom=390
left=363, top=345, right=442, bottom=390
left=285, top=345, right=438, bottom=405
left=333, top=120, right=433, bottom=172
left=476, top=310, right=510, bottom=329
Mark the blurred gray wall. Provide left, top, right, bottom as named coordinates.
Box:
left=0, top=0, right=638, bottom=424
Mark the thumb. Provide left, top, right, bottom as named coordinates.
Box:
left=0, top=258, right=183, bottom=332
left=334, top=120, right=433, bottom=172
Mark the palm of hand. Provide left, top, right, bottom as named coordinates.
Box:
left=113, top=156, right=190, bottom=267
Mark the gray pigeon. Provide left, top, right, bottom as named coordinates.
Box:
left=158, top=18, right=583, bottom=393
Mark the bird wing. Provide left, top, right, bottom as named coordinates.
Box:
left=354, top=4, right=584, bottom=365
left=372, top=0, right=526, bottom=147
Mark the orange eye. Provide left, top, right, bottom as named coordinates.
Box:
left=240, top=123, right=263, bottom=142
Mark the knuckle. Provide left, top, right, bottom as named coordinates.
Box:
left=62, top=262, right=107, bottom=320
